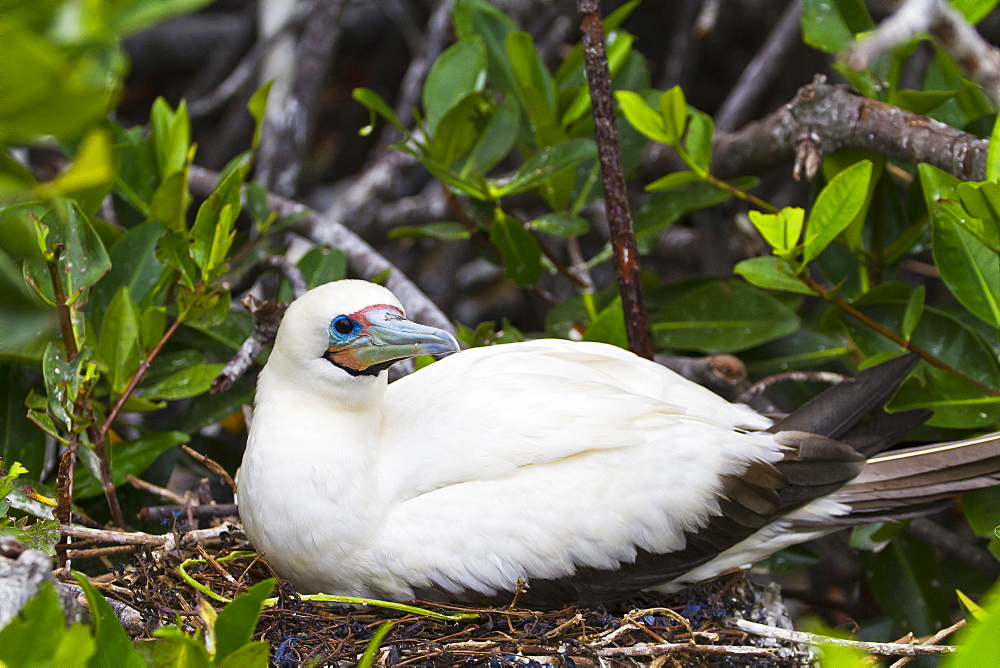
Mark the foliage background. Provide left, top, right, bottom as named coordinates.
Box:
left=1, top=0, right=1000, bottom=657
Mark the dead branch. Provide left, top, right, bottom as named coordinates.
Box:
left=188, top=165, right=453, bottom=333
left=715, top=0, right=803, bottom=133
left=256, top=0, right=347, bottom=196
left=703, top=75, right=988, bottom=182
left=731, top=619, right=957, bottom=657
left=844, top=0, right=1000, bottom=107
left=211, top=295, right=286, bottom=394
left=139, top=504, right=239, bottom=523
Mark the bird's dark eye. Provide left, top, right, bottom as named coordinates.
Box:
left=332, top=316, right=355, bottom=335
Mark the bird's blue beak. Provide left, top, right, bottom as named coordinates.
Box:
left=325, top=305, right=460, bottom=373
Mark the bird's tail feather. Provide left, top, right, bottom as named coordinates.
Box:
left=819, top=432, right=1000, bottom=524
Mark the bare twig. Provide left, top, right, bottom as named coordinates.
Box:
left=739, top=370, right=849, bottom=404
left=699, top=76, right=989, bottom=182
left=211, top=295, right=287, bottom=394
left=256, top=0, right=347, bottom=196
left=889, top=619, right=966, bottom=668
left=731, top=619, right=956, bottom=657
left=798, top=272, right=1000, bottom=397
left=139, top=504, right=239, bottom=523
left=844, top=0, right=1000, bottom=107
left=127, top=474, right=187, bottom=505
left=578, top=0, right=653, bottom=359
left=188, top=165, right=453, bottom=333
left=715, top=1, right=803, bottom=133
left=181, top=445, right=237, bottom=495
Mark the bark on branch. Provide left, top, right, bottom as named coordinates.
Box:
left=701, top=75, right=988, bottom=182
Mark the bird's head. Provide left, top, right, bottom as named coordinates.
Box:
left=268, top=280, right=460, bottom=394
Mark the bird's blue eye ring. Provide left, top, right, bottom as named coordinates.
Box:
left=332, top=316, right=355, bottom=336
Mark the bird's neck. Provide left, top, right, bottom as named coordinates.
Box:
left=240, top=366, right=389, bottom=591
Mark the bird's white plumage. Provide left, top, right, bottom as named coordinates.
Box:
left=238, top=281, right=830, bottom=600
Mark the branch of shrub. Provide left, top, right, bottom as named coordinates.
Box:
left=798, top=273, right=1000, bottom=397
left=693, top=76, right=989, bottom=182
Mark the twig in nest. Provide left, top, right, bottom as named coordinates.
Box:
left=889, top=618, right=966, bottom=667
left=181, top=445, right=237, bottom=495
left=127, top=474, right=187, bottom=505
left=731, top=619, right=957, bottom=657
left=139, top=504, right=239, bottom=523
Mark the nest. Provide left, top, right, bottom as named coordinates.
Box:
left=62, top=522, right=813, bottom=667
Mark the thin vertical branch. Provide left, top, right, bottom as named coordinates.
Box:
left=578, top=0, right=653, bottom=359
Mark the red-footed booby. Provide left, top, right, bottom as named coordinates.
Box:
left=238, top=279, right=1000, bottom=606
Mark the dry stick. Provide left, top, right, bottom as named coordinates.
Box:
left=889, top=619, right=966, bottom=668
left=843, top=0, right=1000, bottom=108
left=715, top=0, right=803, bottom=133
left=702, top=76, right=989, bottom=182
left=256, top=0, right=347, bottom=196
left=210, top=295, right=287, bottom=394
left=799, top=273, right=1000, bottom=397
left=732, top=619, right=956, bottom=657
left=578, top=0, right=653, bottom=360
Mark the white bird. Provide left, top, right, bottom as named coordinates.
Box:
left=239, top=280, right=1000, bottom=606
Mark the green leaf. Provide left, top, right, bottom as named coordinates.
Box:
left=388, top=222, right=471, bottom=241
left=214, top=580, right=275, bottom=664
left=506, top=31, right=559, bottom=145
left=459, top=95, right=520, bottom=176
left=489, top=212, right=542, bottom=287
left=843, top=302, right=1000, bottom=428
left=683, top=110, right=713, bottom=174
left=107, top=0, right=214, bottom=36
left=616, top=90, right=672, bottom=144
left=91, top=220, right=169, bottom=326
left=950, top=0, right=1000, bottom=24
left=648, top=279, right=801, bottom=353
left=803, top=160, right=873, bottom=263
left=216, top=642, right=269, bottom=668
left=37, top=130, right=115, bottom=214
left=423, top=37, right=488, bottom=133
left=138, top=628, right=211, bottom=668
left=644, top=170, right=704, bottom=191
left=487, top=139, right=596, bottom=198
left=932, top=209, right=1000, bottom=328
left=802, top=0, right=873, bottom=53
left=177, top=287, right=231, bottom=328
left=861, top=533, right=950, bottom=637
left=156, top=229, right=199, bottom=289
left=887, top=88, right=959, bottom=115
left=955, top=181, right=1000, bottom=252
left=631, top=177, right=758, bottom=253
left=742, top=329, right=851, bottom=375
left=526, top=213, right=589, bottom=237
left=39, top=200, right=113, bottom=295
left=733, top=256, right=816, bottom=295
left=1, top=365, right=46, bottom=476
left=0, top=583, right=93, bottom=668
left=961, top=486, right=1000, bottom=538
left=748, top=208, right=805, bottom=257
left=989, top=106, right=1000, bottom=182
left=659, top=86, right=687, bottom=146
left=150, top=98, right=191, bottom=181
left=74, top=431, right=188, bottom=499
left=583, top=298, right=628, bottom=349
left=97, top=287, right=141, bottom=395
left=296, top=246, right=348, bottom=290
left=73, top=574, right=146, bottom=668
left=453, top=0, right=518, bottom=95
left=943, top=583, right=1000, bottom=668
left=141, top=364, right=226, bottom=401
left=352, top=88, right=406, bottom=136
left=425, top=93, right=489, bottom=166
left=247, top=80, right=273, bottom=150
left=901, top=285, right=925, bottom=340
